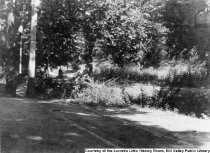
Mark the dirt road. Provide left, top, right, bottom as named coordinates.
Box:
left=1, top=96, right=207, bottom=153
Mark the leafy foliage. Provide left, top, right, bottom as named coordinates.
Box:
left=99, top=0, right=165, bottom=66
left=34, top=72, right=91, bottom=99
left=2, top=0, right=209, bottom=74
left=161, top=0, right=208, bottom=59
left=36, top=0, right=80, bottom=69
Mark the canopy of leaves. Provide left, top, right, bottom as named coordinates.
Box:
left=36, top=0, right=78, bottom=69
left=1, top=0, right=210, bottom=74
left=96, top=0, right=166, bottom=66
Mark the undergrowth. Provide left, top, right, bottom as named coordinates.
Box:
left=93, top=59, right=208, bottom=88
left=34, top=59, right=209, bottom=118
left=124, top=84, right=209, bottom=118
left=78, top=82, right=126, bottom=107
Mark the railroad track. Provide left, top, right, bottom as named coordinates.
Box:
left=55, top=111, right=119, bottom=148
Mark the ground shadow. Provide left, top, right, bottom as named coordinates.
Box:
left=42, top=102, right=210, bottom=148
left=0, top=99, right=111, bottom=153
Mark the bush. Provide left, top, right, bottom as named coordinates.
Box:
left=137, top=85, right=208, bottom=118
left=34, top=73, right=91, bottom=99
left=4, top=70, right=27, bottom=95
left=164, top=58, right=208, bottom=87
left=123, top=83, right=160, bottom=107
left=152, top=86, right=180, bottom=110
left=124, top=83, right=208, bottom=118
left=172, top=89, right=209, bottom=118
left=78, top=82, right=126, bottom=107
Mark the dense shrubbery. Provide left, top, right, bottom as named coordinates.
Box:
left=34, top=73, right=91, bottom=99
left=156, top=87, right=208, bottom=118
left=78, top=82, right=126, bottom=107
left=125, top=84, right=209, bottom=118
left=4, top=71, right=27, bottom=95
left=164, top=51, right=208, bottom=87
left=30, top=62, right=209, bottom=118
left=35, top=78, right=71, bottom=99
left=173, top=89, right=209, bottom=118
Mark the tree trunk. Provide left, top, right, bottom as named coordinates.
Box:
left=83, top=26, right=95, bottom=77
left=19, top=24, right=23, bottom=74
left=4, top=0, right=16, bottom=95
left=26, top=0, right=40, bottom=97
left=85, top=43, right=94, bottom=77
left=26, top=77, right=35, bottom=96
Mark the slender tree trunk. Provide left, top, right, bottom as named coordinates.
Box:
left=85, top=42, right=94, bottom=76
left=26, top=0, right=40, bottom=97
left=19, top=25, right=23, bottom=74
left=4, top=0, right=16, bottom=95
left=83, top=26, right=95, bottom=77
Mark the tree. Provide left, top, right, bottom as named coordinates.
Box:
left=0, top=0, right=31, bottom=94
left=95, top=0, right=165, bottom=67
left=36, top=0, right=106, bottom=76
left=36, top=0, right=80, bottom=70
left=78, top=0, right=107, bottom=75
left=160, top=0, right=208, bottom=59
left=26, top=0, right=40, bottom=97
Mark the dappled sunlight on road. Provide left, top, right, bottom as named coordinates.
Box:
left=110, top=107, right=210, bottom=132
left=105, top=106, right=210, bottom=148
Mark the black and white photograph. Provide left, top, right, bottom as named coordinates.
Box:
left=0, top=0, right=210, bottom=152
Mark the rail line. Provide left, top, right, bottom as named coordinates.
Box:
left=56, top=113, right=119, bottom=148
left=44, top=102, right=119, bottom=148
left=40, top=99, right=198, bottom=148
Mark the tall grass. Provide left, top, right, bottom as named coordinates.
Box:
left=93, top=59, right=208, bottom=87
